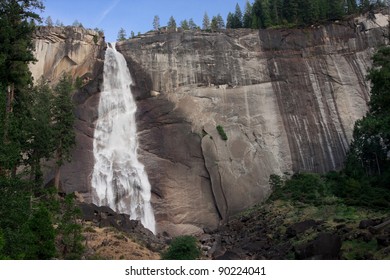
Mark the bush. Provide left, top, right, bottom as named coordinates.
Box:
left=161, top=235, right=200, bottom=260
left=57, top=194, right=84, bottom=259
left=216, top=125, right=228, bottom=141
left=26, top=206, right=56, bottom=259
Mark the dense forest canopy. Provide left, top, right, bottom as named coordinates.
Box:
left=226, top=0, right=388, bottom=29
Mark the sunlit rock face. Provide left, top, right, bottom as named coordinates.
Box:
left=116, top=14, right=388, bottom=235
left=30, top=26, right=106, bottom=195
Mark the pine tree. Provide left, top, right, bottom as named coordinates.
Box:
left=181, top=19, right=189, bottom=30
left=153, top=15, right=160, bottom=31
left=117, top=27, right=127, bottom=41
left=167, top=16, right=177, bottom=30
left=202, top=12, right=210, bottom=30
left=0, top=0, right=44, bottom=177
left=234, top=3, right=243, bottom=28
left=211, top=16, right=218, bottom=30
left=243, top=0, right=253, bottom=28
left=45, top=16, right=53, bottom=27
left=226, top=12, right=235, bottom=28
left=51, top=75, right=75, bottom=190
left=346, top=47, right=390, bottom=179
left=188, top=18, right=198, bottom=29
left=26, top=82, right=54, bottom=187
left=72, top=20, right=83, bottom=28
left=216, top=14, right=225, bottom=29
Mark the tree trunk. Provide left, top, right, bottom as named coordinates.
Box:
left=6, top=83, right=14, bottom=114
left=54, top=165, right=61, bottom=191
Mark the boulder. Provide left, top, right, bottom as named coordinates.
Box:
left=295, top=233, right=342, bottom=260
left=286, top=220, right=317, bottom=237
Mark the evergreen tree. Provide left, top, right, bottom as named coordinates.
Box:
left=234, top=3, right=243, bottom=28
left=328, top=0, right=345, bottom=19
left=153, top=15, right=160, bottom=31
left=180, top=19, right=189, bottom=30
left=211, top=16, right=218, bottom=30
left=243, top=0, right=253, bottom=28
left=167, top=16, right=177, bottom=30
left=26, top=206, right=56, bottom=259
left=55, top=19, right=64, bottom=27
left=226, top=12, right=235, bottom=28
left=216, top=14, right=225, bottom=29
left=117, top=27, right=127, bottom=41
left=72, top=20, right=83, bottom=28
left=346, top=47, right=390, bottom=181
left=0, top=0, right=44, bottom=177
left=26, top=82, right=54, bottom=187
left=188, top=18, right=198, bottom=29
left=51, top=75, right=76, bottom=190
left=57, top=194, right=84, bottom=259
left=45, top=16, right=53, bottom=27
left=211, top=14, right=225, bottom=30
left=202, top=12, right=210, bottom=30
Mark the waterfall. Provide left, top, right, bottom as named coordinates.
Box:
left=91, top=43, right=156, bottom=234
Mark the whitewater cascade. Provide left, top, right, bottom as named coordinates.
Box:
left=91, top=43, right=156, bottom=234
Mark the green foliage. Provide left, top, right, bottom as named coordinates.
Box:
left=93, top=35, right=98, bottom=45
left=57, top=194, right=84, bottom=259
left=25, top=82, right=54, bottom=186
left=188, top=18, right=198, bottom=30
left=26, top=206, right=56, bottom=259
left=270, top=173, right=331, bottom=205
left=211, top=14, right=225, bottom=30
left=342, top=239, right=378, bottom=260
left=167, top=16, right=177, bottom=30
left=52, top=74, right=76, bottom=167
left=0, top=179, right=33, bottom=259
left=0, top=229, right=6, bottom=260
left=269, top=171, right=390, bottom=209
left=346, top=46, right=390, bottom=185
left=227, top=0, right=363, bottom=29
left=216, top=125, right=228, bottom=141
left=180, top=19, right=189, bottom=30
left=117, top=27, right=127, bottom=41
left=161, top=235, right=200, bottom=260
left=202, top=12, right=210, bottom=30
left=0, top=0, right=44, bottom=177
left=153, top=15, right=160, bottom=31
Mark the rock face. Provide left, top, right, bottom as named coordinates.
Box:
left=30, top=15, right=388, bottom=236
left=115, top=14, right=388, bottom=235
left=30, top=26, right=106, bottom=194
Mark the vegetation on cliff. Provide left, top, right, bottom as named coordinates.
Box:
left=226, top=0, right=387, bottom=29
left=146, top=0, right=387, bottom=34
left=0, top=1, right=80, bottom=260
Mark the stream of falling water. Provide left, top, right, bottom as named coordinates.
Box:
left=91, top=43, right=155, bottom=234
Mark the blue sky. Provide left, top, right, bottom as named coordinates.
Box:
left=40, top=0, right=249, bottom=42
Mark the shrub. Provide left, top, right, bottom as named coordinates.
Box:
left=57, top=194, right=84, bottom=259
left=216, top=125, right=228, bottom=141
left=161, top=235, right=200, bottom=260
left=26, top=206, right=56, bottom=259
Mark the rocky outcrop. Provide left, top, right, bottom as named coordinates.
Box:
left=30, top=26, right=106, bottom=194
left=30, top=14, right=388, bottom=236
left=116, top=13, right=388, bottom=235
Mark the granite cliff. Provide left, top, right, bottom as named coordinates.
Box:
left=31, top=14, right=389, bottom=236
left=30, top=26, right=105, bottom=194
